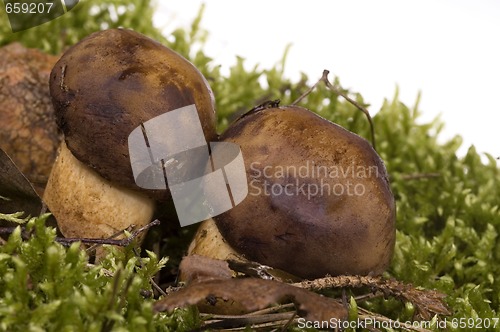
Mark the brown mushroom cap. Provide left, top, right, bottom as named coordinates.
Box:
left=49, top=29, right=216, bottom=199
left=214, top=105, right=396, bottom=279
left=0, top=43, right=61, bottom=194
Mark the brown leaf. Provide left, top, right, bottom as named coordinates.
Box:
left=179, top=254, right=301, bottom=285
left=0, top=148, right=43, bottom=217
left=154, top=278, right=348, bottom=322
left=178, top=254, right=233, bottom=284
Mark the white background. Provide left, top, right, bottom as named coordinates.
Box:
left=155, top=0, right=500, bottom=161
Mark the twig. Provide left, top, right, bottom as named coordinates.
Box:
left=39, top=202, right=49, bottom=216
left=292, top=275, right=451, bottom=320
left=292, top=69, right=377, bottom=151
left=0, top=226, right=31, bottom=240
left=55, top=219, right=160, bottom=247
left=152, top=240, right=162, bottom=297
left=85, top=225, right=135, bottom=253
left=354, top=291, right=384, bottom=302
left=245, top=303, right=295, bottom=316
left=0, top=219, right=160, bottom=247
left=291, top=75, right=325, bottom=106
left=280, top=311, right=297, bottom=332
left=198, top=304, right=297, bottom=331
left=0, top=226, right=21, bottom=235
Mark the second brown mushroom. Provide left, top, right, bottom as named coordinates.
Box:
left=188, top=104, right=396, bottom=280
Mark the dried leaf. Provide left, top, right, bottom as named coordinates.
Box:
left=179, top=254, right=301, bottom=285
left=0, top=148, right=43, bottom=218
left=154, top=278, right=348, bottom=322
left=178, top=255, right=233, bottom=284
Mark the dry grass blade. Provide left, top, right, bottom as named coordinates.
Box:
left=198, top=304, right=298, bottom=330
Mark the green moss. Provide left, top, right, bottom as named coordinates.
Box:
left=0, top=0, right=167, bottom=54
left=0, top=216, right=200, bottom=331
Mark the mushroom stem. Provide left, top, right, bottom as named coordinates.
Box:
left=180, top=218, right=246, bottom=285
left=187, top=218, right=243, bottom=262
left=43, top=142, right=155, bottom=242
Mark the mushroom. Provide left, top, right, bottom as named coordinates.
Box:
left=0, top=43, right=62, bottom=195
left=43, top=28, right=217, bottom=242
left=188, top=104, right=396, bottom=279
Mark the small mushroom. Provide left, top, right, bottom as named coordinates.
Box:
left=0, top=43, right=62, bottom=195
left=190, top=104, right=396, bottom=279
left=43, top=28, right=217, bottom=242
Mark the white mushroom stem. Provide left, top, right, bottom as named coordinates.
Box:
left=187, top=218, right=244, bottom=262
left=43, top=142, right=155, bottom=241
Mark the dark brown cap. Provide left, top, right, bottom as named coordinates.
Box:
left=49, top=29, right=217, bottom=200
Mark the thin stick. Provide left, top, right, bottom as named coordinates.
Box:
left=56, top=219, right=160, bottom=247
left=245, top=303, right=295, bottom=316
left=291, top=75, right=325, bottom=106
left=292, top=274, right=451, bottom=320
left=292, top=69, right=377, bottom=151
left=85, top=225, right=135, bottom=253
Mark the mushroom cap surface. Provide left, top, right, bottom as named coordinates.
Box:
left=214, top=106, right=396, bottom=279
left=49, top=29, right=216, bottom=198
